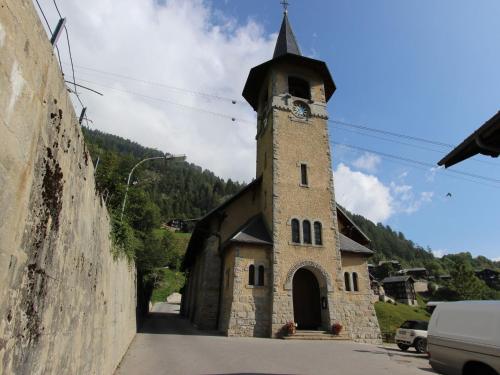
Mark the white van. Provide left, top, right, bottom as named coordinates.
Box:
left=427, top=301, right=500, bottom=375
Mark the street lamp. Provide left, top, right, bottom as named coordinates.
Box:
left=120, top=153, right=186, bottom=221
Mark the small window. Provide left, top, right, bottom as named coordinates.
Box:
left=258, top=265, right=265, bottom=286
left=225, top=269, right=230, bottom=288
left=291, top=219, right=300, bottom=243
left=303, top=220, right=311, bottom=244
left=288, top=76, right=311, bottom=100
left=314, top=221, right=322, bottom=245
left=353, top=272, right=359, bottom=291
left=249, top=265, right=255, bottom=286
left=344, top=272, right=351, bottom=291
left=300, top=163, right=308, bottom=186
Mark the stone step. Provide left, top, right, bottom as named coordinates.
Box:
left=283, top=330, right=349, bottom=341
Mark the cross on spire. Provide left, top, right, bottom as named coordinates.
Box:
left=280, top=0, right=289, bottom=13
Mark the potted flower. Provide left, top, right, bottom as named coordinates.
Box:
left=332, top=322, right=343, bottom=335
left=284, top=321, right=297, bottom=336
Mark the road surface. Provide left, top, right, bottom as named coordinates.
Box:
left=115, top=303, right=434, bottom=375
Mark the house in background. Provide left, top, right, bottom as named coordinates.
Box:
left=475, top=268, right=500, bottom=290
left=382, top=276, right=418, bottom=305
left=398, top=267, right=429, bottom=280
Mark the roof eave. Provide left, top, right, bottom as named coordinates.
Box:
left=438, top=111, right=500, bottom=168
left=242, top=54, right=336, bottom=111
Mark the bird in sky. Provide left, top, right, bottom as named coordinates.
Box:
left=446, top=192, right=452, bottom=197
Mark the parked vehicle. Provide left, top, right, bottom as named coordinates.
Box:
left=427, top=301, right=500, bottom=375
left=395, top=320, right=428, bottom=353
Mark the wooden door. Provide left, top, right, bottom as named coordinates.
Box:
left=292, top=268, right=322, bottom=330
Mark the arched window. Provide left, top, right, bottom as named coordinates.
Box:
left=291, top=219, right=300, bottom=243
left=288, top=76, right=311, bottom=100
left=314, top=221, right=322, bottom=245
left=303, top=220, right=312, bottom=244
left=353, top=272, right=359, bottom=292
left=344, top=272, right=351, bottom=291
left=258, top=265, right=265, bottom=286
left=249, top=265, right=255, bottom=286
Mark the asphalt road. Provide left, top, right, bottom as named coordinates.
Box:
left=115, top=303, right=435, bottom=375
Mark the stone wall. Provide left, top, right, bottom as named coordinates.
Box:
left=222, top=245, right=272, bottom=337
left=0, top=1, right=136, bottom=373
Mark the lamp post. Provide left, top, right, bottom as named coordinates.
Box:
left=120, top=153, right=186, bottom=221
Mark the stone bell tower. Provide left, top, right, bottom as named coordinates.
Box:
left=242, top=10, right=346, bottom=336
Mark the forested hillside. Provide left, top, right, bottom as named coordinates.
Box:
left=348, top=210, right=500, bottom=274
left=83, top=128, right=243, bottom=221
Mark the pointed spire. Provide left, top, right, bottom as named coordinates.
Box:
left=273, top=12, right=301, bottom=59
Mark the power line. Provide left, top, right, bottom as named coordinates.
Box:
left=34, top=0, right=63, bottom=70
left=66, top=63, right=243, bottom=105
left=332, top=141, right=500, bottom=186
left=330, top=119, right=453, bottom=149
left=331, top=123, right=499, bottom=167
left=75, top=78, right=253, bottom=123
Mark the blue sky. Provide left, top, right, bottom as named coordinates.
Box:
left=213, top=0, right=500, bottom=260
left=38, top=0, right=499, bottom=260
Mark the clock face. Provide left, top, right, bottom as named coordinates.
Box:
left=292, top=101, right=310, bottom=118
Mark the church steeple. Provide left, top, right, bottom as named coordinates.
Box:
left=273, top=12, right=301, bottom=58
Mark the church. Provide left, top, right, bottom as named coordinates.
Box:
left=181, top=9, right=382, bottom=343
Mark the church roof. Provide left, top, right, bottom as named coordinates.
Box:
left=224, top=214, right=272, bottom=248
left=336, top=205, right=371, bottom=244
left=273, top=12, right=301, bottom=58
left=339, top=233, right=374, bottom=256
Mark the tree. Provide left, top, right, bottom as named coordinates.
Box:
left=448, top=259, right=488, bottom=300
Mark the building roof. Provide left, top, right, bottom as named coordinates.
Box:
left=339, top=233, right=374, bottom=256
left=438, top=111, right=500, bottom=168
left=336, top=205, right=371, bottom=244
left=242, top=13, right=336, bottom=111
left=273, top=12, right=301, bottom=58
left=197, top=176, right=262, bottom=226
left=182, top=177, right=262, bottom=269
left=399, top=267, right=428, bottom=273
left=224, top=214, right=272, bottom=248
left=382, top=275, right=414, bottom=284
left=379, top=260, right=401, bottom=266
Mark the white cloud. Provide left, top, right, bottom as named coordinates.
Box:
left=334, top=163, right=433, bottom=222
left=36, top=0, right=276, bottom=182
left=351, top=152, right=381, bottom=173
left=432, top=249, right=449, bottom=258
left=493, top=257, right=500, bottom=262
left=390, top=182, right=434, bottom=214
left=334, top=163, right=393, bottom=222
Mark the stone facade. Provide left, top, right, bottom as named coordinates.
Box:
left=182, top=12, right=381, bottom=344
left=0, top=1, right=136, bottom=373
left=220, top=245, right=272, bottom=337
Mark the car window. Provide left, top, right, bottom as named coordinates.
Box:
left=400, top=321, right=417, bottom=329
left=416, top=321, right=428, bottom=330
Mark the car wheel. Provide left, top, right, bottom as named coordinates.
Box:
left=414, top=338, right=427, bottom=353
left=397, top=343, right=409, bottom=351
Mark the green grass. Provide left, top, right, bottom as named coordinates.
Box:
left=375, top=300, right=430, bottom=338
left=151, top=269, right=186, bottom=303
left=172, top=232, right=191, bottom=254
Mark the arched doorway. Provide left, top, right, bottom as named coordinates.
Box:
left=292, top=268, right=322, bottom=330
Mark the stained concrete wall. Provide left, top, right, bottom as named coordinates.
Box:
left=0, top=0, right=136, bottom=374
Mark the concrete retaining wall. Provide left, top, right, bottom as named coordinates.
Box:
left=0, top=1, right=136, bottom=373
